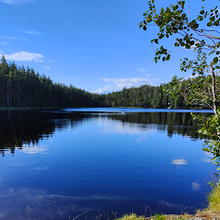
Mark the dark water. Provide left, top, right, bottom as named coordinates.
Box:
left=0, top=108, right=215, bottom=220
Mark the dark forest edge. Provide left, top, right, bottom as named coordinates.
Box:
left=0, top=106, right=63, bottom=111
left=0, top=56, right=216, bottom=110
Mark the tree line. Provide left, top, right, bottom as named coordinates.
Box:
left=0, top=55, right=216, bottom=109
left=0, top=56, right=106, bottom=108
left=104, top=84, right=180, bottom=108
left=103, top=75, right=219, bottom=109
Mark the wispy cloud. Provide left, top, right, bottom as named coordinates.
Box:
left=0, top=0, right=34, bottom=4
left=43, top=66, right=50, bottom=70
left=202, top=158, right=212, bottom=163
left=139, top=68, right=151, bottom=76
left=0, top=51, right=44, bottom=62
left=0, top=35, right=24, bottom=40
left=204, top=152, right=213, bottom=157
left=19, top=30, right=41, bottom=35
left=95, top=77, right=160, bottom=94
left=0, top=42, right=8, bottom=45
left=139, top=68, right=146, bottom=72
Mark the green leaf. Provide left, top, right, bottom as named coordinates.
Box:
left=214, top=20, right=219, bottom=26
left=175, top=42, right=179, bottom=47
left=207, top=21, right=212, bottom=26
left=200, top=10, right=205, bottom=15
left=166, top=54, right=171, bottom=60
left=213, top=57, right=218, bottom=63
left=179, top=1, right=185, bottom=8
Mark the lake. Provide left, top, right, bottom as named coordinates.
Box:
left=0, top=108, right=216, bottom=220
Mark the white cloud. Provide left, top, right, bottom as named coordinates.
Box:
left=139, top=68, right=146, bottom=72
left=95, top=77, right=160, bottom=94
left=0, top=42, right=8, bottom=45
left=43, top=66, right=50, bottom=69
left=0, top=35, right=24, bottom=40
left=0, top=51, right=44, bottom=62
left=204, top=152, right=213, bottom=157
left=20, top=30, right=41, bottom=35
left=95, top=85, right=116, bottom=94
left=49, top=60, right=54, bottom=63
left=202, top=158, right=212, bottom=163
left=139, top=69, right=151, bottom=76
left=202, top=152, right=213, bottom=162
left=172, top=158, right=187, bottom=165
left=0, top=0, right=34, bottom=4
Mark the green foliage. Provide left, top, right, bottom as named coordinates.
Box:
left=104, top=75, right=218, bottom=109
left=116, top=213, right=147, bottom=220
left=154, top=214, right=166, bottom=220
left=104, top=84, right=176, bottom=109
left=165, top=75, right=220, bottom=109
left=207, top=181, right=220, bottom=212
left=164, top=75, right=220, bottom=177
left=0, top=57, right=106, bottom=108
left=140, top=0, right=220, bottom=68
left=194, top=112, right=220, bottom=173
left=140, top=0, right=220, bottom=176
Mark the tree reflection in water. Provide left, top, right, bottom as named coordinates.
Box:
left=0, top=109, right=210, bottom=156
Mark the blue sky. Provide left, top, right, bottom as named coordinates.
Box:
left=0, top=0, right=215, bottom=93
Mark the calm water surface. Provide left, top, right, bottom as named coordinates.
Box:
left=0, top=108, right=215, bottom=220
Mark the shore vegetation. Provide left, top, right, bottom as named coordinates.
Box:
left=117, top=182, right=220, bottom=219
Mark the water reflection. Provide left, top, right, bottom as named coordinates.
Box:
left=0, top=187, right=188, bottom=220
left=21, top=144, right=49, bottom=154
left=191, top=182, right=201, bottom=191
left=172, top=158, right=187, bottom=165
left=0, top=110, right=208, bottom=156
left=0, top=110, right=91, bottom=156
left=0, top=109, right=216, bottom=219
left=107, top=112, right=201, bottom=139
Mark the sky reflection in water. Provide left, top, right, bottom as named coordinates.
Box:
left=0, top=109, right=216, bottom=220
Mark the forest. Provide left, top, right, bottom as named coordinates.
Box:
left=0, top=56, right=106, bottom=108
left=0, top=56, right=215, bottom=109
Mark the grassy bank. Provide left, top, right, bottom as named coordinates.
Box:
left=197, top=182, right=220, bottom=216
left=116, top=182, right=220, bottom=220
